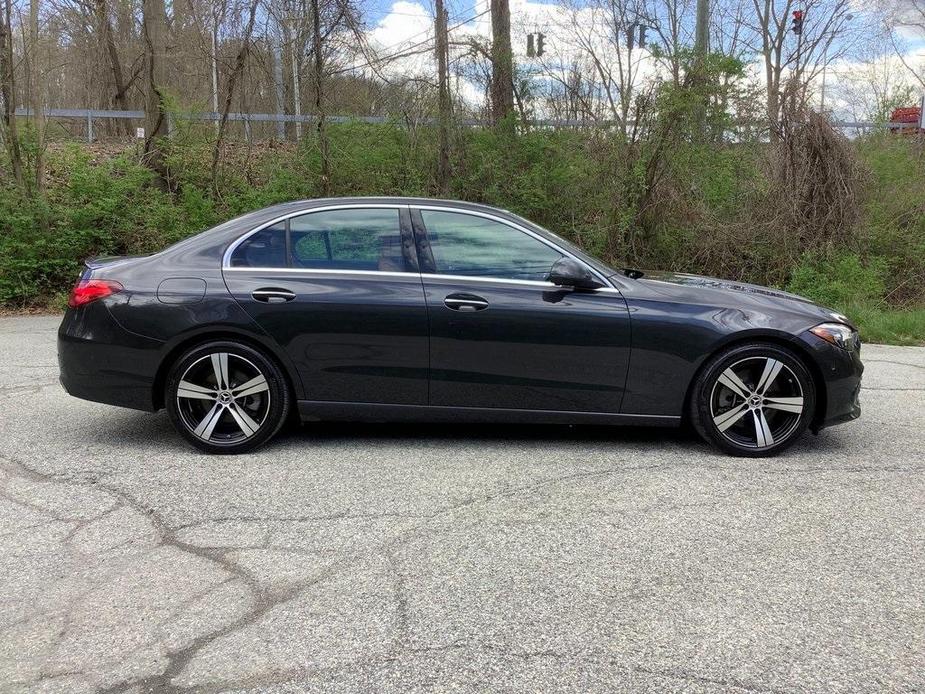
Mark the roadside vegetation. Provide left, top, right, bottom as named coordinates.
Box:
left=0, top=121, right=923, bottom=344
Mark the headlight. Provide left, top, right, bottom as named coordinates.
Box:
left=810, top=322, right=859, bottom=351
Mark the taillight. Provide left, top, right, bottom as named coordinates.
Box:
left=67, top=279, right=123, bottom=308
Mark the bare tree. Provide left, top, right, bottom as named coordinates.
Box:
left=0, top=0, right=23, bottom=185
left=552, top=0, right=651, bottom=135
left=95, top=0, right=132, bottom=119
left=25, top=0, right=46, bottom=192
left=832, top=51, right=919, bottom=124
left=142, top=0, right=170, bottom=188
left=881, top=0, right=925, bottom=88
left=211, top=0, right=260, bottom=193
left=747, top=0, right=858, bottom=138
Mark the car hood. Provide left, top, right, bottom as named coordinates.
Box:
left=639, top=270, right=812, bottom=302
left=623, top=270, right=853, bottom=327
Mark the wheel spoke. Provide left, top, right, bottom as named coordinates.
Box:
left=714, top=403, right=749, bottom=432
left=232, top=374, right=268, bottom=399
left=193, top=402, right=224, bottom=440
left=754, top=358, right=784, bottom=394
left=718, top=368, right=751, bottom=399
left=211, top=352, right=230, bottom=390
left=763, top=396, right=804, bottom=414
left=753, top=409, right=774, bottom=447
left=227, top=402, right=260, bottom=438
left=177, top=380, right=217, bottom=401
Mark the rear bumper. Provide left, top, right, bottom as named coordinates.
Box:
left=58, top=302, right=162, bottom=412
left=798, top=331, right=863, bottom=431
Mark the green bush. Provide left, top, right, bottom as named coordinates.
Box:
left=0, top=125, right=922, bottom=345
left=787, top=253, right=887, bottom=309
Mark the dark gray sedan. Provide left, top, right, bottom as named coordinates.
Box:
left=58, top=197, right=863, bottom=456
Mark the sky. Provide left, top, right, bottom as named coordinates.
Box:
left=356, top=0, right=925, bottom=119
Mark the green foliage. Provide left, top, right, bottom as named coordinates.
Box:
left=0, top=124, right=922, bottom=345
left=844, top=305, right=925, bottom=346
left=0, top=146, right=191, bottom=304
left=786, top=252, right=925, bottom=344
left=787, top=253, right=887, bottom=309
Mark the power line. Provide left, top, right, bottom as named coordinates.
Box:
left=338, top=7, right=491, bottom=76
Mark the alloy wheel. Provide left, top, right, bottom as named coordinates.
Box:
left=175, top=352, right=271, bottom=445
left=709, top=356, right=804, bottom=450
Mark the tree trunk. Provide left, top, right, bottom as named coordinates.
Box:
left=28, top=0, right=44, bottom=194
left=310, top=0, right=330, bottom=194
left=210, top=0, right=259, bottom=195
left=489, top=0, right=514, bottom=127
left=0, top=0, right=23, bottom=187
left=96, top=0, right=130, bottom=135
left=142, top=0, right=170, bottom=189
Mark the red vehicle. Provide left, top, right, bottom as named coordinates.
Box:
left=889, top=106, right=924, bottom=134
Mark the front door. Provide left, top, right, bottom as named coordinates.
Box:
left=413, top=208, right=631, bottom=413
left=223, top=205, right=429, bottom=404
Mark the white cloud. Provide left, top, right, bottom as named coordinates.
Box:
left=360, top=0, right=662, bottom=112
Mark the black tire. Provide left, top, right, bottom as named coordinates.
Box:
left=165, top=340, right=291, bottom=454
left=690, top=342, right=816, bottom=458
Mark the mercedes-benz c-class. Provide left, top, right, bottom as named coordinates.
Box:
left=58, top=198, right=863, bottom=456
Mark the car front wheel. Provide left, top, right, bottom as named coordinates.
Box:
left=165, top=340, right=291, bottom=454
left=690, top=342, right=816, bottom=457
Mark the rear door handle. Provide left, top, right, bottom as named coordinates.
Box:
left=252, top=288, right=296, bottom=303
left=444, top=293, right=489, bottom=312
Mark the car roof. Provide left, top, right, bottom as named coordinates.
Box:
left=252, top=197, right=517, bottom=217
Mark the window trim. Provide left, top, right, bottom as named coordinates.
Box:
left=222, top=203, right=410, bottom=271
left=221, top=202, right=614, bottom=290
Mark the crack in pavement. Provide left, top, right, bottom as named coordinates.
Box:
left=0, top=380, right=61, bottom=395
left=175, top=639, right=786, bottom=694
left=1, top=445, right=674, bottom=692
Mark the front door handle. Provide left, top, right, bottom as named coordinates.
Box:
left=444, top=293, right=489, bottom=312
left=252, top=288, right=296, bottom=303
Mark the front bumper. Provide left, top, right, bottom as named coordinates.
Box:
left=58, top=301, right=163, bottom=412
left=798, top=330, right=863, bottom=431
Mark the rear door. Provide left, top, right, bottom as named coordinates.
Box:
left=412, top=207, right=631, bottom=413
left=222, top=204, right=429, bottom=404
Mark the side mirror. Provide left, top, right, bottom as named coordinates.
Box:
left=546, top=257, right=603, bottom=290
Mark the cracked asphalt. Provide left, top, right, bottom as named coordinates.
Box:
left=0, top=315, right=923, bottom=693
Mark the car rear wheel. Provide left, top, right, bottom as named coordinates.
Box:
left=165, top=340, right=290, bottom=454
left=690, top=342, right=816, bottom=457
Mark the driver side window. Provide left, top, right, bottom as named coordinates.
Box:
left=420, top=210, right=562, bottom=282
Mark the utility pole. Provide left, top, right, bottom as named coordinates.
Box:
left=489, top=0, right=514, bottom=127
left=273, top=37, right=285, bottom=140
left=791, top=10, right=804, bottom=113
left=694, top=0, right=709, bottom=56
left=692, top=0, right=710, bottom=139
left=310, top=0, right=330, bottom=193
left=435, top=0, right=451, bottom=193
left=291, top=28, right=302, bottom=140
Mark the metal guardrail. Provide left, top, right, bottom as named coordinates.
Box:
left=13, top=107, right=404, bottom=141
left=12, top=106, right=921, bottom=142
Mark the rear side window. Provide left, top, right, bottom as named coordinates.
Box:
left=290, top=209, right=404, bottom=271
left=229, top=223, right=287, bottom=268
left=420, top=210, right=562, bottom=281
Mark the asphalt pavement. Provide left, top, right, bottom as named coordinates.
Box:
left=0, top=315, right=923, bottom=693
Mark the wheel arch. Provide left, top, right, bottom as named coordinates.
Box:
left=681, top=331, right=827, bottom=430
left=151, top=328, right=301, bottom=411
